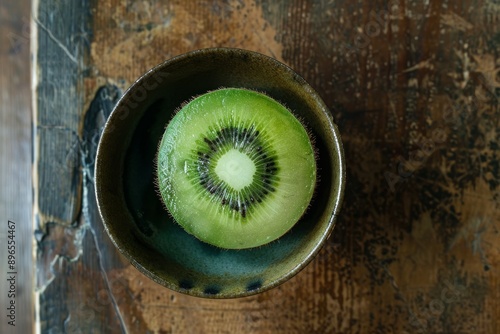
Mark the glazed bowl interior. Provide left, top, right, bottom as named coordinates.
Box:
left=95, top=48, right=345, bottom=298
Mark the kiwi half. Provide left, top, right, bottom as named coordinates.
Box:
left=156, top=88, right=316, bottom=249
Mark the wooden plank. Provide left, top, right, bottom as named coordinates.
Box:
left=32, top=1, right=126, bottom=333
left=34, top=0, right=500, bottom=333
left=0, top=0, right=34, bottom=333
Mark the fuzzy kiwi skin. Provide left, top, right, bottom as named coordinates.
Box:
left=156, top=88, right=317, bottom=249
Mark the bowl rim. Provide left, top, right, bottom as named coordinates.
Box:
left=95, top=47, right=346, bottom=298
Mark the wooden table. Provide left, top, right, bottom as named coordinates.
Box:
left=12, top=0, right=500, bottom=332
left=0, top=0, right=33, bottom=333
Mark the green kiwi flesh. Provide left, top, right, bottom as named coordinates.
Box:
left=156, top=88, right=316, bottom=249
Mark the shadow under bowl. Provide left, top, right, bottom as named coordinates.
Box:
left=95, top=48, right=345, bottom=298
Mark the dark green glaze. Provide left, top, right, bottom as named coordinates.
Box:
left=95, top=48, right=345, bottom=298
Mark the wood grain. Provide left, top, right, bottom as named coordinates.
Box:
left=33, top=0, right=500, bottom=333
left=0, top=0, right=33, bottom=333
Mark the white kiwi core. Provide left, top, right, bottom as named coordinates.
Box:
left=215, top=149, right=256, bottom=191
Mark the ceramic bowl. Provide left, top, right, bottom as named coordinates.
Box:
left=95, top=48, right=345, bottom=298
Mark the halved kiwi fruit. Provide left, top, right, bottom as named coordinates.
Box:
left=156, top=88, right=316, bottom=249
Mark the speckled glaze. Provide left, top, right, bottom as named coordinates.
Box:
left=95, top=48, right=345, bottom=298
